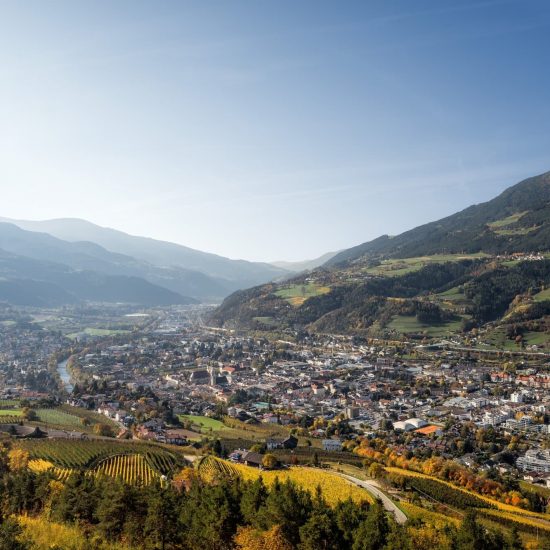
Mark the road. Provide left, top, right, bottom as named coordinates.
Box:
left=339, top=473, right=407, bottom=524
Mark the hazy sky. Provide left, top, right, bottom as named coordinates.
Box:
left=1, top=1, right=550, bottom=262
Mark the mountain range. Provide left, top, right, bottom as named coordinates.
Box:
left=211, top=171, right=550, bottom=347
left=2, top=170, right=549, bottom=312
left=0, top=218, right=291, bottom=307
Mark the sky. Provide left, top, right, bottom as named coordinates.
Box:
left=1, top=1, right=550, bottom=262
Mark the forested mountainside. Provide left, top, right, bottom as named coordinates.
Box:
left=211, top=257, right=550, bottom=339
left=211, top=172, right=550, bottom=346
left=327, top=171, right=550, bottom=266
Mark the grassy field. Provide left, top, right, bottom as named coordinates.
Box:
left=178, top=415, right=312, bottom=451
left=252, top=316, right=279, bottom=326
left=67, top=327, right=131, bottom=339
left=533, top=288, right=550, bottom=302
left=493, top=227, right=536, bottom=236
left=484, top=326, right=550, bottom=350
left=178, top=415, right=227, bottom=432
left=387, top=315, right=464, bottom=337
left=30, top=406, right=119, bottom=432
left=326, top=461, right=369, bottom=480
left=275, top=283, right=331, bottom=306
left=487, top=211, right=528, bottom=228
left=438, top=286, right=464, bottom=300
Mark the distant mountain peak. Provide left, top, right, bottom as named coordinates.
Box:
left=0, top=216, right=290, bottom=302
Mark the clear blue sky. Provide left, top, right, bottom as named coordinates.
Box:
left=1, top=1, right=549, bottom=262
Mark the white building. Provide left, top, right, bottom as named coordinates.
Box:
left=322, top=438, right=343, bottom=451
left=393, top=418, right=427, bottom=432
left=510, top=392, right=523, bottom=403
left=517, top=449, right=550, bottom=473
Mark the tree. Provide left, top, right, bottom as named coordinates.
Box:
left=144, top=484, right=178, bottom=550
left=454, top=510, right=505, bottom=550
left=505, top=527, right=524, bottom=550
left=298, top=511, right=337, bottom=550
left=241, top=478, right=268, bottom=529
left=262, top=454, right=278, bottom=470
left=352, top=502, right=389, bottom=550
left=263, top=480, right=311, bottom=545
left=96, top=480, right=129, bottom=539
left=93, top=423, right=115, bottom=437
left=334, top=498, right=369, bottom=548
left=21, top=408, right=37, bottom=421
left=367, top=462, right=383, bottom=479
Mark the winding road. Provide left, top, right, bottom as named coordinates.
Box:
left=339, top=473, right=407, bottom=524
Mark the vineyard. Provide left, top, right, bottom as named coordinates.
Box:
left=19, top=439, right=183, bottom=484
left=0, top=415, right=24, bottom=424
left=94, top=454, right=159, bottom=485
left=28, top=458, right=73, bottom=481
left=196, top=456, right=374, bottom=505
left=477, top=508, right=550, bottom=536
left=404, top=476, right=491, bottom=509
left=398, top=501, right=461, bottom=528
left=196, top=455, right=241, bottom=482
left=35, top=408, right=84, bottom=428
left=0, top=408, right=22, bottom=416
left=59, top=404, right=119, bottom=428
left=385, top=466, right=550, bottom=540
left=0, top=399, right=20, bottom=408
left=385, top=467, right=550, bottom=519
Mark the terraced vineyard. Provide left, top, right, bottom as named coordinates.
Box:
left=28, top=458, right=73, bottom=481
left=0, top=399, right=20, bottom=408
left=385, top=466, right=550, bottom=538
left=196, top=455, right=240, bottom=482
left=385, top=467, right=550, bottom=519
left=35, top=408, right=84, bottom=428
left=398, top=501, right=461, bottom=528
left=94, top=454, right=159, bottom=485
left=18, top=439, right=183, bottom=483
left=0, top=415, right=24, bottom=424
left=196, top=456, right=373, bottom=505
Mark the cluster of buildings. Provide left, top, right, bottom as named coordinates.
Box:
left=1, top=304, right=549, bottom=489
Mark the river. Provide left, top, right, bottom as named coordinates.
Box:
left=57, top=359, right=74, bottom=393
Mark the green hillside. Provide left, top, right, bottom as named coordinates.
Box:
left=211, top=172, right=550, bottom=346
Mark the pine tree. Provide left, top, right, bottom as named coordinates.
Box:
left=298, top=511, right=338, bottom=550
left=240, top=478, right=268, bottom=529
left=352, top=501, right=389, bottom=550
